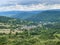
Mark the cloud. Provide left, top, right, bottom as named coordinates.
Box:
left=0, top=0, right=60, bottom=6
left=0, top=4, right=60, bottom=11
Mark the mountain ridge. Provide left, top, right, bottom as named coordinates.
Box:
left=26, top=9, right=60, bottom=22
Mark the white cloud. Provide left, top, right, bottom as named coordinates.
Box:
left=0, top=4, right=60, bottom=11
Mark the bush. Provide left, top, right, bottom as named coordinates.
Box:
left=0, top=37, right=8, bottom=45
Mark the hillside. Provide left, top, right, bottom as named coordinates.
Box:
left=0, top=10, right=60, bottom=23
left=0, top=11, right=41, bottom=19
left=0, top=16, right=32, bottom=24
left=26, top=10, right=60, bottom=22
left=0, top=11, right=60, bottom=45
left=0, top=16, right=14, bottom=23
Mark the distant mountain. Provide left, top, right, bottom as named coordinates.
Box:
left=0, top=11, right=19, bottom=17
left=0, top=9, right=60, bottom=23
left=26, top=10, right=60, bottom=22
left=11, top=11, right=42, bottom=19
left=0, top=11, right=42, bottom=19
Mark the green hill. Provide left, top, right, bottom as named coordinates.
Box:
left=26, top=10, right=60, bottom=22
left=0, top=16, right=27, bottom=24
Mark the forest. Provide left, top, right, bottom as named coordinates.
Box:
left=0, top=16, right=60, bottom=45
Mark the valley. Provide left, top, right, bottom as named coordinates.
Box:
left=0, top=10, right=60, bottom=45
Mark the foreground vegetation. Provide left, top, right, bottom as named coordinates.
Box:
left=0, top=29, right=60, bottom=45
left=0, top=23, right=60, bottom=45
left=0, top=16, right=60, bottom=45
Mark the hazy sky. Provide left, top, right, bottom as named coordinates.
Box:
left=0, top=0, right=60, bottom=11
left=0, top=0, right=60, bottom=6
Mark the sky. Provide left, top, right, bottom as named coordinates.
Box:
left=0, top=0, right=60, bottom=11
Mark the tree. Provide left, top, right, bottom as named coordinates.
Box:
left=0, top=37, right=8, bottom=45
